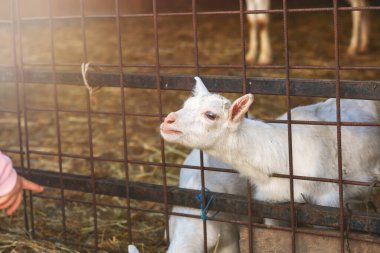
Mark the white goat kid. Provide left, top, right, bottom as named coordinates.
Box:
left=246, top=0, right=370, bottom=64
left=161, top=77, right=380, bottom=211
left=167, top=149, right=246, bottom=253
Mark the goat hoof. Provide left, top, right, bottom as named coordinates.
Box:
left=245, top=52, right=257, bottom=64
left=257, top=56, right=272, bottom=65
left=359, top=45, right=368, bottom=54
left=347, top=46, right=357, bottom=57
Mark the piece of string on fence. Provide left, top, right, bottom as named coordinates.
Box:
left=196, top=188, right=219, bottom=221
left=81, top=62, right=102, bottom=105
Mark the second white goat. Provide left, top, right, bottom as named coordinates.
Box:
left=167, top=149, right=246, bottom=253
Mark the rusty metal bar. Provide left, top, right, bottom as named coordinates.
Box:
left=332, top=1, right=346, bottom=252
left=47, top=0, right=68, bottom=243
left=10, top=105, right=380, bottom=126
left=152, top=0, right=171, bottom=247
left=17, top=167, right=380, bottom=235
left=0, top=4, right=377, bottom=24
left=271, top=173, right=380, bottom=187
left=14, top=0, right=36, bottom=237
left=3, top=62, right=380, bottom=70
left=1, top=68, right=380, bottom=100
left=10, top=0, right=30, bottom=235
left=6, top=104, right=380, bottom=128
left=114, top=0, right=133, bottom=245
left=4, top=146, right=380, bottom=189
left=238, top=0, right=254, bottom=251
left=4, top=62, right=380, bottom=71
left=282, top=1, right=297, bottom=252
left=79, top=0, right=99, bottom=249
left=6, top=145, right=380, bottom=188
left=190, top=1, right=209, bottom=251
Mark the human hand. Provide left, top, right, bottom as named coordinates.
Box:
left=0, top=176, right=43, bottom=215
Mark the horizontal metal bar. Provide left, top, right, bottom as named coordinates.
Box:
left=17, top=167, right=380, bottom=234
left=4, top=63, right=380, bottom=71
left=3, top=6, right=379, bottom=24
left=25, top=147, right=380, bottom=186
left=1, top=67, right=380, bottom=100
left=271, top=173, right=380, bottom=187
left=0, top=148, right=23, bottom=154
left=25, top=106, right=160, bottom=118
left=20, top=148, right=380, bottom=186
left=0, top=109, right=20, bottom=114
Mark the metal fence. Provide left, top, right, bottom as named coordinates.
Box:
left=1, top=0, right=380, bottom=252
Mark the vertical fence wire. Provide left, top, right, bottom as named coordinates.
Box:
left=152, top=0, right=171, bottom=246
left=238, top=0, right=254, bottom=252
left=47, top=0, right=67, bottom=243
left=114, top=0, right=133, bottom=245
left=79, top=0, right=99, bottom=249
left=14, top=0, right=36, bottom=238
left=332, top=1, right=346, bottom=252
left=282, top=0, right=297, bottom=252
left=190, top=0, right=209, bottom=251
left=10, top=0, right=30, bottom=234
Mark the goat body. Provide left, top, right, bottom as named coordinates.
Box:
left=167, top=149, right=246, bottom=253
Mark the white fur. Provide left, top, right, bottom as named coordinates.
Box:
left=245, top=0, right=370, bottom=64
left=161, top=77, right=380, bottom=210
left=128, top=245, right=140, bottom=253
left=167, top=149, right=246, bottom=253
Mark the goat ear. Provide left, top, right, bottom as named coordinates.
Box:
left=193, top=76, right=210, bottom=96
left=228, top=94, right=254, bottom=123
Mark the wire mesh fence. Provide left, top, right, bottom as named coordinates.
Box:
left=0, top=0, right=380, bottom=252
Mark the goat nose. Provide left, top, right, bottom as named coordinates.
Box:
left=164, top=112, right=176, bottom=124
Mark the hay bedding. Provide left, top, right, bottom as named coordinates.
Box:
left=0, top=9, right=380, bottom=253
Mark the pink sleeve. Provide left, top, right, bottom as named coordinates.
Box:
left=0, top=152, right=18, bottom=197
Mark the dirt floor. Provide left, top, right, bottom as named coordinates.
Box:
left=0, top=3, right=380, bottom=253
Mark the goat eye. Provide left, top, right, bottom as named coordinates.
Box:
left=205, top=111, right=217, bottom=120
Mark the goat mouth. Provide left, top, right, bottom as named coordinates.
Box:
left=160, top=125, right=182, bottom=135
